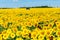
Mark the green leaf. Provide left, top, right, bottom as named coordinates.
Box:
left=51, top=32, right=58, bottom=38
left=44, top=36, right=47, bottom=40
left=25, top=13, right=29, bottom=15
left=17, top=14, right=23, bottom=16
left=7, top=22, right=12, bottom=27
left=23, top=37, right=32, bottom=40
left=27, top=25, right=36, bottom=31
left=50, top=19, right=54, bottom=22
left=37, top=35, right=39, bottom=39
left=0, top=25, right=5, bottom=32
left=17, top=26, right=22, bottom=31
left=51, top=32, right=55, bottom=35
left=38, top=21, right=44, bottom=27
left=52, top=23, right=56, bottom=28
left=30, top=25, right=36, bottom=30
left=23, top=37, right=26, bottom=40
left=38, top=21, right=44, bottom=25
left=7, top=36, right=16, bottom=40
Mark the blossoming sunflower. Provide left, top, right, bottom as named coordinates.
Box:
left=10, top=33, right=15, bottom=38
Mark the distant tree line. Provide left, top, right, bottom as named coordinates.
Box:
left=0, top=7, right=16, bottom=9
left=20, top=6, right=53, bottom=8
left=0, top=6, right=53, bottom=9
left=20, top=6, right=53, bottom=10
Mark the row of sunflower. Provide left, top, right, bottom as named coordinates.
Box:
left=0, top=8, right=60, bottom=40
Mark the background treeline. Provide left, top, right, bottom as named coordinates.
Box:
left=21, top=6, right=53, bottom=8
left=0, top=6, right=53, bottom=9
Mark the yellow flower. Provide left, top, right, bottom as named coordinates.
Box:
left=2, top=30, right=7, bottom=35
left=10, top=33, right=15, bottom=38
left=0, top=19, right=3, bottom=24
left=43, top=26, right=47, bottom=30
left=57, top=37, right=60, bottom=40
left=7, top=28, right=12, bottom=34
left=27, top=22, right=32, bottom=27
left=57, top=24, right=60, bottom=30
left=55, top=22, right=60, bottom=26
left=40, top=30, right=45, bottom=36
left=31, top=31, right=38, bottom=39
left=38, top=35, right=44, bottom=40
left=46, top=35, right=54, bottom=40
left=16, top=31, right=21, bottom=36
left=12, top=27, right=18, bottom=33
left=53, top=27, right=57, bottom=32
left=45, top=29, right=52, bottom=36
left=3, top=33, right=9, bottom=39
left=2, top=22, right=8, bottom=28
left=33, top=28, right=40, bottom=34
left=16, top=38, right=23, bottom=40
left=32, top=38, right=37, bottom=40
left=56, top=31, right=60, bottom=37
left=22, top=29, right=30, bottom=34
left=21, top=31, right=28, bottom=38
left=48, top=24, right=53, bottom=28
left=0, top=34, right=2, bottom=40
left=0, top=36, right=2, bottom=40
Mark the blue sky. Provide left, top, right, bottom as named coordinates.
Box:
left=0, top=0, right=60, bottom=8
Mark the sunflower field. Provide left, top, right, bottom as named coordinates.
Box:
left=0, top=8, right=60, bottom=40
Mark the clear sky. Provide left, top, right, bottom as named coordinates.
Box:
left=0, top=0, right=60, bottom=8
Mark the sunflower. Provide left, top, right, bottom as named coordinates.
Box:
left=22, top=29, right=30, bottom=34
left=57, top=37, right=60, bottom=40
left=31, top=31, right=38, bottom=39
left=0, top=34, right=2, bottom=40
left=3, top=33, right=9, bottom=39
left=16, top=38, right=23, bottom=40
left=0, top=19, right=3, bottom=25
left=2, top=30, right=7, bottom=35
left=38, top=35, right=44, bottom=40
left=7, top=28, right=12, bottom=34
left=53, top=27, right=57, bottom=32
left=10, top=33, right=15, bottom=38
left=0, top=36, right=2, bottom=40
left=57, top=24, right=60, bottom=30
left=16, top=31, right=21, bottom=36
left=12, top=27, right=18, bottom=33
left=56, top=31, right=60, bottom=37
left=45, top=29, right=52, bottom=37
left=40, top=30, right=46, bottom=36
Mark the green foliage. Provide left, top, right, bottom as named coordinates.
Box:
left=16, top=14, right=23, bottom=16
left=7, top=37, right=16, bottom=40
left=7, top=22, right=12, bottom=27
left=52, top=23, right=56, bottom=28
left=38, top=21, right=44, bottom=27
left=51, top=32, right=58, bottom=38
left=27, top=25, right=36, bottom=31
left=44, top=36, right=47, bottom=40
left=17, top=26, right=22, bottom=31
left=0, top=25, right=5, bottom=32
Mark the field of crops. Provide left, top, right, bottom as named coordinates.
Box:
left=0, top=8, right=60, bottom=40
